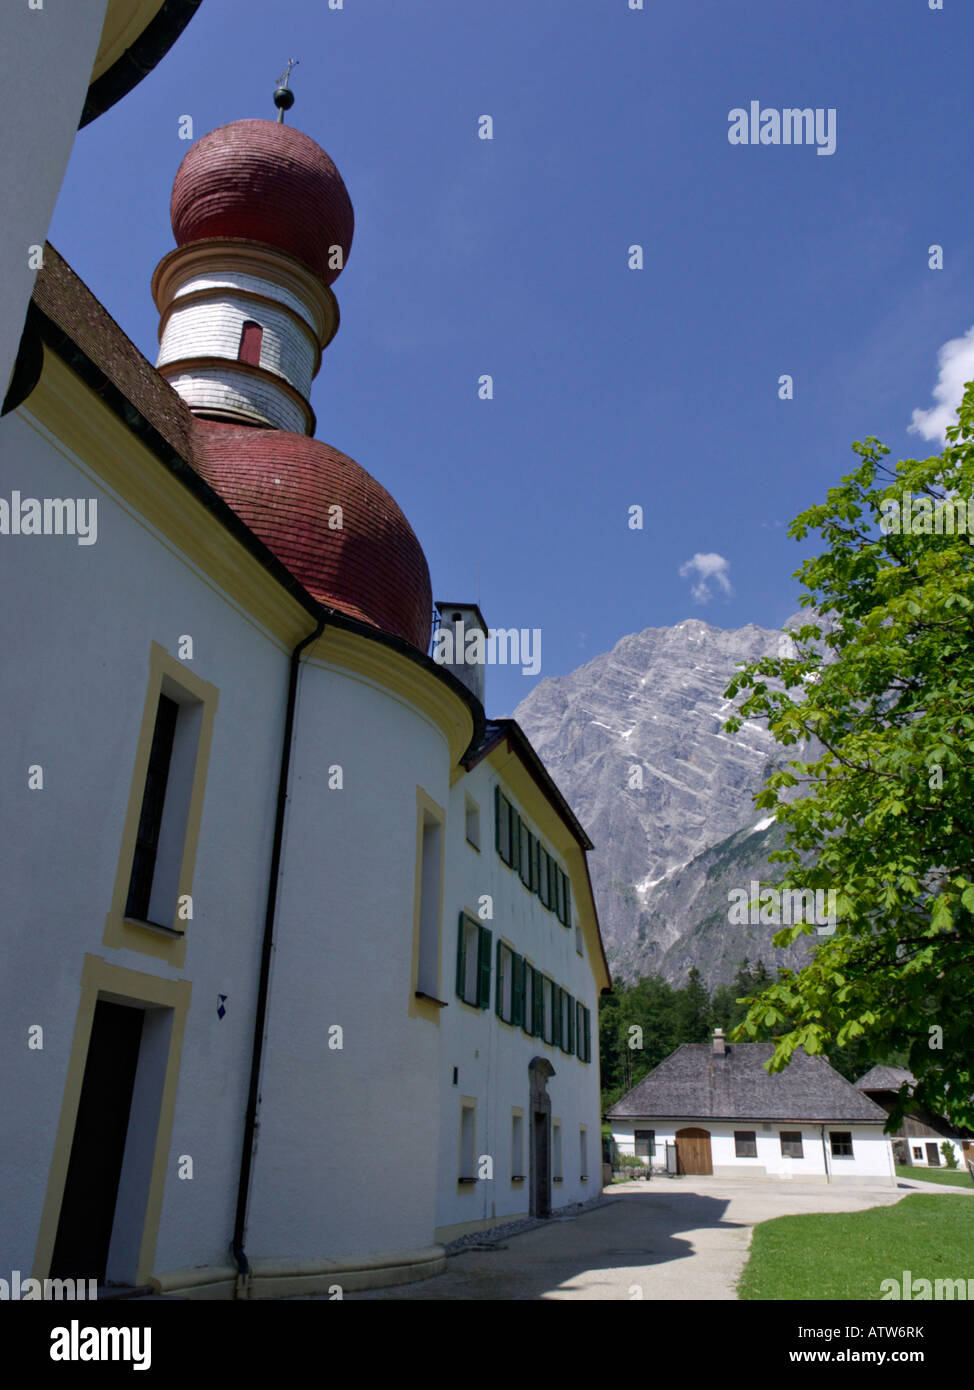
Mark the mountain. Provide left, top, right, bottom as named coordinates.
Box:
left=514, top=616, right=817, bottom=989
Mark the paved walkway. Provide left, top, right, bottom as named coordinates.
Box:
left=339, top=1176, right=973, bottom=1301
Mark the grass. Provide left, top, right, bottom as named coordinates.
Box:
left=895, top=1163, right=974, bottom=1189
left=738, top=1194, right=974, bottom=1300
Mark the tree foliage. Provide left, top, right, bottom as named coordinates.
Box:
left=722, top=384, right=974, bottom=1131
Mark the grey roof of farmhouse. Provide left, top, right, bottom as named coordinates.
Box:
left=605, top=1043, right=889, bottom=1123
left=855, top=1066, right=917, bottom=1093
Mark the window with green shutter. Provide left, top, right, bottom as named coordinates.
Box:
left=537, top=846, right=548, bottom=907
left=457, top=914, right=491, bottom=1009
left=477, top=925, right=492, bottom=1008
left=512, top=953, right=525, bottom=1028
left=495, top=788, right=513, bottom=867
left=563, top=991, right=575, bottom=1054
left=521, top=959, right=534, bottom=1035
left=532, top=968, right=544, bottom=1038
left=519, top=824, right=534, bottom=890
left=552, top=983, right=562, bottom=1048
left=562, top=876, right=572, bottom=927
left=580, top=1005, right=591, bottom=1062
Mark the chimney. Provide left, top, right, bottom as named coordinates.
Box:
left=433, top=602, right=488, bottom=707
left=712, top=1027, right=727, bottom=1057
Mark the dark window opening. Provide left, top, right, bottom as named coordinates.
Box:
left=238, top=320, right=263, bottom=366
left=831, top=1131, right=854, bottom=1158
left=125, top=695, right=179, bottom=922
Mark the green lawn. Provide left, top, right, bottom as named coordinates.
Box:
left=738, top=1195, right=974, bottom=1300
left=895, top=1163, right=974, bottom=1189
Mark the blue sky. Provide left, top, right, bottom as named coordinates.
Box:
left=50, top=0, right=974, bottom=714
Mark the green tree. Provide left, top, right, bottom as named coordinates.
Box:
left=673, top=967, right=711, bottom=1044
left=724, top=387, right=974, bottom=1131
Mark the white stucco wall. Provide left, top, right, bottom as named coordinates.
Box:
left=610, top=1118, right=896, bottom=1185
left=435, top=762, right=603, bottom=1238
left=0, top=401, right=290, bottom=1276
left=0, top=0, right=109, bottom=398
left=902, top=1137, right=968, bottom=1169
left=245, top=662, right=453, bottom=1262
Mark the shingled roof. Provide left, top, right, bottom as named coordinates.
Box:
left=855, top=1066, right=917, bottom=1092
left=606, top=1043, right=888, bottom=1123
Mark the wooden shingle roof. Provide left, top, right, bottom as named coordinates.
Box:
left=606, top=1043, right=888, bottom=1123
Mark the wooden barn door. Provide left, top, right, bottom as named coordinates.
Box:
left=675, top=1127, right=713, bottom=1175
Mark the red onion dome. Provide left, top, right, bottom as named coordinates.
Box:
left=193, top=421, right=431, bottom=651
left=171, top=119, right=354, bottom=287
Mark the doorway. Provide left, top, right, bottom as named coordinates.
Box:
left=532, top=1111, right=551, bottom=1218
left=49, top=1001, right=145, bottom=1283
left=675, top=1126, right=713, bottom=1175
left=528, top=1056, right=555, bottom=1219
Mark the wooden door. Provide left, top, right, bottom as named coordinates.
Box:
left=675, top=1126, right=713, bottom=1176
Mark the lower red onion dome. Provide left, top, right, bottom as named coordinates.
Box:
left=193, top=420, right=431, bottom=652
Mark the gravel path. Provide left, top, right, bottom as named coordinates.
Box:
left=337, top=1176, right=943, bottom=1300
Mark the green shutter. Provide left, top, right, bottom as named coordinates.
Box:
left=537, top=847, right=547, bottom=906
left=548, top=857, right=557, bottom=912
left=494, top=785, right=501, bottom=855
left=477, top=926, right=493, bottom=1008
left=533, top=968, right=543, bottom=1037
left=564, top=991, right=575, bottom=1054
left=576, top=1000, right=583, bottom=1056
left=456, top=913, right=468, bottom=999
left=520, top=827, right=532, bottom=889
left=511, top=953, right=524, bottom=1028
left=495, top=938, right=505, bottom=1018
left=582, top=1006, right=591, bottom=1062
left=563, top=876, right=572, bottom=927
left=552, top=984, right=562, bottom=1048
left=511, top=808, right=520, bottom=874
left=520, top=959, right=532, bottom=1034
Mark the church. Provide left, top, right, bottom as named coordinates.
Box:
left=0, top=1, right=610, bottom=1297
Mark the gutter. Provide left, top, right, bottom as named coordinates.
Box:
left=231, top=612, right=327, bottom=1296
left=820, top=1124, right=831, bottom=1183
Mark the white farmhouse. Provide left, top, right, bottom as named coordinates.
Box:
left=607, top=1030, right=896, bottom=1185
left=855, top=1067, right=974, bottom=1173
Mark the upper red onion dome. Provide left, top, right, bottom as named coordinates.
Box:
left=170, top=119, right=354, bottom=286
left=193, top=421, right=431, bottom=652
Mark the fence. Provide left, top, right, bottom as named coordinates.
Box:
left=604, top=1138, right=677, bottom=1179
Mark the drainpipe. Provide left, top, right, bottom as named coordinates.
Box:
left=820, top=1124, right=831, bottom=1184
left=232, top=613, right=327, bottom=1296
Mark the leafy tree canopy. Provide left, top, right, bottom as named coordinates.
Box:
left=722, top=385, right=974, bottom=1131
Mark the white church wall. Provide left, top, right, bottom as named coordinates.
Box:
left=245, top=658, right=454, bottom=1263
left=0, top=0, right=109, bottom=399
left=0, top=403, right=292, bottom=1277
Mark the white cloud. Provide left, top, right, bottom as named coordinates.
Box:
left=909, top=325, right=974, bottom=442
left=678, top=552, right=732, bottom=604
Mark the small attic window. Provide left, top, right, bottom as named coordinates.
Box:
left=238, top=320, right=263, bottom=366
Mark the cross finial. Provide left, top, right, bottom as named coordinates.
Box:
left=273, top=59, right=299, bottom=122
left=276, top=58, right=299, bottom=89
